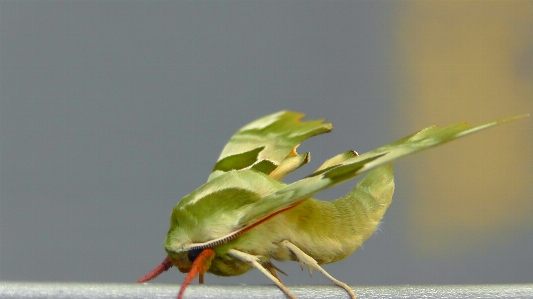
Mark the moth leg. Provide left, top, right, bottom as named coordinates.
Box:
left=280, top=240, right=356, bottom=299
left=228, top=249, right=297, bottom=299
left=263, top=261, right=288, bottom=282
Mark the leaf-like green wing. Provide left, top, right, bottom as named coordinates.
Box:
left=208, top=111, right=332, bottom=181
left=238, top=114, right=528, bottom=227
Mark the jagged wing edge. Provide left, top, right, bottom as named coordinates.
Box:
left=208, top=110, right=332, bottom=181
left=237, top=114, right=528, bottom=227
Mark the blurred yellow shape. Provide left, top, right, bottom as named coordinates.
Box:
left=396, top=1, right=533, bottom=256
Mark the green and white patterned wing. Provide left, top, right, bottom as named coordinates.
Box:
left=208, top=111, right=332, bottom=181
left=237, top=114, right=528, bottom=227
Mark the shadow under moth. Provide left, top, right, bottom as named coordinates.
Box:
left=137, top=110, right=527, bottom=299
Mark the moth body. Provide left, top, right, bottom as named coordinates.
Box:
left=137, top=110, right=527, bottom=299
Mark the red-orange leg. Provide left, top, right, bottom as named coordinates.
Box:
left=177, top=248, right=215, bottom=299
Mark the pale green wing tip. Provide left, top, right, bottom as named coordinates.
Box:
left=312, top=150, right=358, bottom=175
left=458, top=114, right=529, bottom=138
left=481, top=114, right=529, bottom=127
left=354, top=113, right=530, bottom=177
left=269, top=152, right=310, bottom=180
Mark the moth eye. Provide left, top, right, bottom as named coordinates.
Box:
left=187, top=248, right=203, bottom=262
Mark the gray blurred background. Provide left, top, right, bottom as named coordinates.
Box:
left=1, top=0, right=532, bottom=288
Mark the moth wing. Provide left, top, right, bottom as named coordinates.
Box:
left=165, top=169, right=286, bottom=253
left=313, top=150, right=358, bottom=173
left=238, top=115, right=527, bottom=227
left=208, top=111, right=332, bottom=181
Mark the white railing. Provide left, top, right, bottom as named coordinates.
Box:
left=1, top=282, right=532, bottom=298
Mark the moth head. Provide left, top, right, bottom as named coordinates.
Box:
left=163, top=207, right=198, bottom=272
left=164, top=223, right=217, bottom=273
left=164, top=247, right=200, bottom=273
left=163, top=187, right=261, bottom=272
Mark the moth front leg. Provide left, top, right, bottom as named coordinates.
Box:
left=263, top=261, right=288, bottom=282
left=279, top=240, right=356, bottom=299
left=227, top=249, right=297, bottom=299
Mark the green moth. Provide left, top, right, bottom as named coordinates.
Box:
left=137, top=111, right=527, bottom=299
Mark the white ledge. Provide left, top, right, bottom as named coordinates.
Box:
left=1, top=282, right=533, bottom=299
